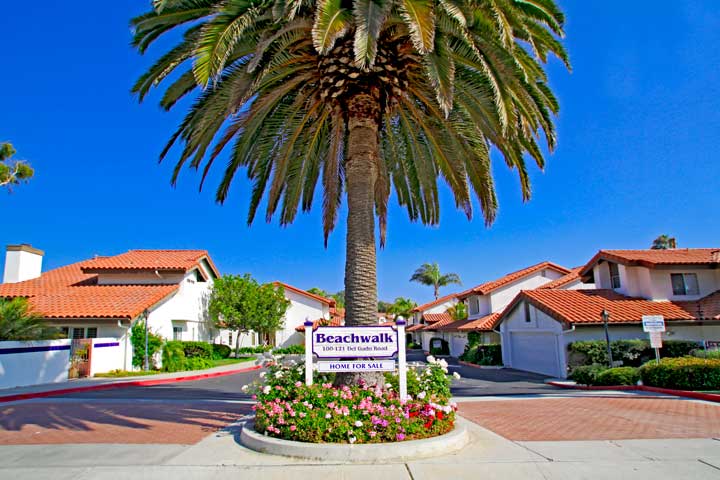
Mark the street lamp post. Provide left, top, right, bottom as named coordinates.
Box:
left=601, top=309, right=613, bottom=367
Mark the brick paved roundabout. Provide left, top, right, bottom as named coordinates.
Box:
left=0, top=401, right=251, bottom=445
left=459, top=395, right=720, bottom=441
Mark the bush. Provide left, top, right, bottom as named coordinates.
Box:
left=640, top=357, right=720, bottom=391
left=693, top=350, right=720, bottom=360
left=569, top=339, right=704, bottom=368
left=595, top=367, right=640, bottom=386
left=212, top=343, right=232, bottom=359
left=273, top=344, right=304, bottom=355
left=162, top=341, right=187, bottom=372
left=185, top=356, right=213, bottom=371
left=662, top=340, right=701, bottom=358
left=130, top=322, right=164, bottom=369
left=407, top=342, right=421, bottom=349
left=247, top=356, right=457, bottom=444
left=460, top=344, right=502, bottom=366
left=237, top=346, right=272, bottom=354
left=180, top=341, right=214, bottom=359
left=570, top=364, right=607, bottom=386
left=428, top=337, right=449, bottom=356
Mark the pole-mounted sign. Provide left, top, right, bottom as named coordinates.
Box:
left=642, top=315, right=665, bottom=364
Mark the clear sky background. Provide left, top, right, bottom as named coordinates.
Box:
left=2, top=1, right=718, bottom=305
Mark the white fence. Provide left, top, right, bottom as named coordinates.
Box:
left=0, top=337, right=125, bottom=390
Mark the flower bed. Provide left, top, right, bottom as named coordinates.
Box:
left=242, top=356, right=458, bottom=444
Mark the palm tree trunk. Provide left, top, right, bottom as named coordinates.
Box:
left=434, top=284, right=439, bottom=300
left=335, top=92, right=383, bottom=387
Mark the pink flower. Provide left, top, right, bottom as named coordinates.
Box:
left=369, top=431, right=377, bottom=438
left=290, top=425, right=297, bottom=432
left=295, top=381, right=302, bottom=387
left=396, top=433, right=405, bottom=441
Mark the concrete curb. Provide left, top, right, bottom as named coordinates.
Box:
left=239, top=418, right=470, bottom=462
left=547, top=381, right=720, bottom=403
left=0, top=363, right=261, bottom=403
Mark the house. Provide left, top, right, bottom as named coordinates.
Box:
left=272, top=281, right=335, bottom=347
left=425, top=262, right=575, bottom=356
left=496, top=248, right=720, bottom=378
left=407, top=294, right=459, bottom=350
left=0, top=245, right=220, bottom=371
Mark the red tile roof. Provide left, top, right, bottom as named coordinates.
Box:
left=80, top=249, right=219, bottom=278
left=580, top=249, right=720, bottom=275
left=458, top=261, right=571, bottom=299
left=676, top=291, right=720, bottom=320
left=406, top=323, right=426, bottom=332
left=423, top=313, right=452, bottom=324
left=295, top=317, right=344, bottom=332
left=0, top=251, right=207, bottom=319
left=411, top=293, right=458, bottom=313
left=273, top=282, right=335, bottom=306
left=506, top=289, right=699, bottom=326
left=459, top=313, right=502, bottom=331
left=538, top=267, right=584, bottom=290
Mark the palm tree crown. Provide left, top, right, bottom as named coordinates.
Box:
left=131, top=0, right=568, bottom=366
left=651, top=234, right=677, bottom=250
left=0, top=297, right=54, bottom=341
left=410, top=262, right=461, bottom=299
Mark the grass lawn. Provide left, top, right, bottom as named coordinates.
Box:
left=94, top=357, right=255, bottom=378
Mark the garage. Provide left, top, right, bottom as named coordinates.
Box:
left=509, top=332, right=562, bottom=378
left=449, top=333, right=468, bottom=357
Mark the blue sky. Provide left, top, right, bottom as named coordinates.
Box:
left=2, top=1, right=718, bottom=305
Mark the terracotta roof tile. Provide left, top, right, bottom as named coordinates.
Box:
left=458, top=313, right=502, bottom=331
left=458, top=261, right=570, bottom=299
left=80, top=249, right=217, bottom=275
left=421, top=313, right=455, bottom=330
left=538, top=267, right=584, bottom=290
left=406, top=323, right=426, bottom=332
left=676, top=291, right=720, bottom=320
left=411, top=293, right=458, bottom=313
left=514, top=289, right=697, bottom=325
left=580, top=248, right=720, bottom=275
left=295, top=317, right=344, bottom=332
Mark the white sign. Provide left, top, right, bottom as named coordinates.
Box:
left=317, top=360, right=396, bottom=372
left=649, top=331, right=663, bottom=349
left=312, top=326, right=397, bottom=358
left=642, top=315, right=665, bottom=333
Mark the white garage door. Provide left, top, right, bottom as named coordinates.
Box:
left=509, top=332, right=561, bottom=378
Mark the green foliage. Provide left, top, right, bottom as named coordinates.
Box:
left=130, top=321, right=164, bottom=369
left=569, top=364, right=607, bottom=386
left=185, top=356, right=214, bottom=370
left=662, top=341, right=701, bottom=358
left=212, top=343, right=232, bottom=359
left=387, top=297, right=417, bottom=319
left=640, top=357, right=720, bottom=391
left=162, top=341, right=187, bottom=372
left=273, top=344, right=305, bottom=355
left=428, top=337, right=449, bottom=356
left=377, top=300, right=393, bottom=313
left=446, top=302, right=467, bottom=321
left=179, top=341, right=214, bottom=358
left=651, top=234, right=677, bottom=250
left=209, top=274, right=290, bottom=355
left=0, top=142, right=34, bottom=191
left=459, top=343, right=502, bottom=366
left=693, top=350, right=720, bottom=360
left=407, top=341, right=421, bottom=349
left=466, top=331, right=481, bottom=346
left=595, top=367, right=640, bottom=386
left=248, top=358, right=456, bottom=443
left=410, top=263, right=462, bottom=299
left=237, top=346, right=272, bottom=354
left=0, top=297, right=59, bottom=341
left=569, top=340, right=702, bottom=367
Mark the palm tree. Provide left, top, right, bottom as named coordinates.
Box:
left=131, top=0, right=568, bottom=383
left=387, top=297, right=417, bottom=319
left=651, top=234, right=677, bottom=250
left=446, top=302, right=467, bottom=321
left=410, top=263, right=461, bottom=300
left=0, top=297, right=55, bottom=341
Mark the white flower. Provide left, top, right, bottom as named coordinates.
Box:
left=426, top=355, right=436, bottom=364
left=438, top=359, right=448, bottom=369
left=349, top=436, right=357, bottom=444
left=453, top=372, right=461, bottom=379
left=325, top=413, right=332, bottom=419
left=385, top=383, right=393, bottom=390
left=259, top=372, right=267, bottom=379
left=274, top=371, right=283, bottom=379
left=262, top=386, right=271, bottom=394
left=417, top=391, right=426, bottom=399
left=354, top=420, right=363, bottom=427
left=241, top=384, right=249, bottom=392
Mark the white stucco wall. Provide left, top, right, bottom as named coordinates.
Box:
left=423, top=298, right=458, bottom=315
left=0, top=339, right=71, bottom=389
left=466, top=295, right=491, bottom=318
left=275, top=290, right=329, bottom=347
left=89, top=338, right=125, bottom=375
left=488, top=269, right=564, bottom=313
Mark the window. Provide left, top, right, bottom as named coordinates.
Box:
left=228, top=332, right=233, bottom=346
left=173, top=326, right=183, bottom=341
left=524, top=302, right=532, bottom=323
left=86, top=327, right=98, bottom=339
left=609, top=263, right=621, bottom=289
left=671, top=273, right=699, bottom=295
left=468, top=297, right=479, bottom=315
left=61, top=327, right=69, bottom=338
left=72, top=328, right=85, bottom=339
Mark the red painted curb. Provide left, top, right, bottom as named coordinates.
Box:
left=459, top=361, right=503, bottom=369
left=547, top=381, right=720, bottom=403
left=0, top=364, right=262, bottom=403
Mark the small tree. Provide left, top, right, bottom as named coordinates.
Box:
left=130, top=321, right=163, bottom=369
left=446, top=303, right=467, bottom=321
left=209, top=274, right=258, bottom=356
left=651, top=234, right=677, bottom=250
left=252, top=283, right=290, bottom=345
left=0, top=297, right=57, bottom=340
left=0, top=143, right=34, bottom=192
left=387, top=297, right=417, bottom=320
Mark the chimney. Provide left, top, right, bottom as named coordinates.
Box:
left=3, top=244, right=44, bottom=283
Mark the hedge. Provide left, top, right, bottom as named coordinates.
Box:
left=273, top=344, right=304, bottom=355
left=212, top=343, right=232, bottom=359
left=595, top=367, right=640, bottom=386
left=460, top=344, right=502, bottom=366
left=237, top=346, right=272, bottom=354
left=569, top=364, right=606, bottom=386
left=180, top=341, right=214, bottom=359
left=568, top=340, right=700, bottom=367
left=640, top=357, right=720, bottom=390
left=162, top=341, right=186, bottom=372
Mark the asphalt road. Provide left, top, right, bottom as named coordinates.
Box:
left=55, top=351, right=561, bottom=401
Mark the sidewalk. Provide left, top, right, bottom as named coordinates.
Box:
left=1, top=417, right=718, bottom=479
left=0, top=360, right=261, bottom=402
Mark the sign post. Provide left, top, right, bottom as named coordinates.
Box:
left=304, top=319, right=313, bottom=386
left=396, top=318, right=407, bottom=401
left=642, top=315, right=665, bottom=364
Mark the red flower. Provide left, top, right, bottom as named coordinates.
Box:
left=409, top=411, right=419, bottom=418
left=437, top=411, right=444, bottom=420
left=424, top=419, right=434, bottom=429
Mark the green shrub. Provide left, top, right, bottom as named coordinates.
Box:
left=162, top=341, right=186, bottom=372
left=661, top=340, right=701, bottom=358
left=180, top=341, right=214, bottom=359
left=693, top=350, right=720, bottom=360
left=211, top=343, right=232, bottom=359
left=640, top=357, right=720, bottom=390
left=273, top=344, right=304, bottom=355
left=570, top=364, right=607, bottom=386
left=569, top=340, right=703, bottom=368
left=237, top=346, right=272, bottom=354
left=407, top=342, right=421, bottom=349
left=185, top=356, right=213, bottom=371
left=130, top=322, right=164, bottom=369
left=595, top=367, right=640, bottom=386
left=466, top=331, right=482, bottom=346
left=459, top=344, right=478, bottom=362
left=429, top=337, right=449, bottom=356
left=460, top=344, right=502, bottom=365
